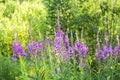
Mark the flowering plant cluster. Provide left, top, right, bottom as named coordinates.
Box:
left=12, top=28, right=120, bottom=67
left=11, top=28, right=120, bottom=80
left=12, top=41, right=27, bottom=61
left=27, top=41, right=44, bottom=54
left=12, top=29, right=89, bottom=66
left=95, top=45, right=120, bottom=61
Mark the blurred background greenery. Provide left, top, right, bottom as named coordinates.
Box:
left=0, top=0, right=120, bottom=56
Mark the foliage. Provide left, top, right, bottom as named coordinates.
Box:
left=0, top=55, right=20, bottom=80
left=0, top=0, right=120, bottom=80
left=0, top=0, right=47, bottom=56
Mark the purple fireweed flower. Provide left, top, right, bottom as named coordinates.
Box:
left=99, top=50, right=106, bottom=59
left=81, top=45, right=89, bottom=54
left=74, top=42, right=89, bottom=54
left=33, top=43, right=39, bottom=49
left=38, top=42, right=44, bottom=52
left=63, top=52, right=70, bottom=59
left=46, top=38, right=50, bottom=44
left=55, top=29, right=64, bottom=37
left=21, top=52, right=27, bottom=57
left=12, top=40, right=27, bottom=60
left=38, top=42, right=44, bottom=48
left=103, top=45, right=113, bottom=54
left=54, top=29, right=64, bottom=54
left=64, top=35, right=69, bottom=43
left=27, top=41, right=44, bottom=54
left=95, top=45, right=114, bottom=61
left=54, top=44, right=61, bottom=52
left=114, top=46, right=120, bottom=53
left=74, top=42, right=82, bottom=52
left=12, top=56, right=17, bottom=61
left=27, top=43, right=35, bottom=54
left=12, top=41, right=24, bottom=56
left=79, top=63, right=85, bottom=67
left=68, top=46, right=74, bottom=53
left=63, top=46, right=74, bottom=59
left=63, top=35, right=69, bottom=47
left=108, top=46, right=113, bottom=54
left=95, top=49, right=99, bottom=58
left=95, top=49, right=107, bottom=60
left=103, top=45, right=109, bottom=53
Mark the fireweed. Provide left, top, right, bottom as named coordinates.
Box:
left=54, top=29, right=64, bottom=55
left=74, top=42, right=89, bottom=66
left=10, top=28, right=120, bottom=80
left=12, top=40, right=27, bottom=61
left=27, top=41, right=44, bottom=60
left=27, top=41, right=44, bottom=54
left=95, top=45, right=120, bottom=61
left=12, top=28, right=89, bottom=65
left=54, top=29, right=75, bottom=60
left=12, top=29, right=120, bottom=64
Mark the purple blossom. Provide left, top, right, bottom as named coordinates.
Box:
left=38, top=42, right=44, bottom=48
left=46, top=38, right=50, bottom=44
left=95, top=45, right=114, bottom=61
left=103, top=45, right=109, bottom=53
left=63, top=35, right=69, bottom=47
left=103, top=45, right=113, bottom=54
left=99, top=50, right=105, bottom=59
left=114, top=46, right=120, bottom=53
left=12, top=56, right=17, bottom=61
left=74, top=42, right=89, bottom=54
left=108, top=46, right=113, bottom=54
left=68, top=46, right=74, bottom=54
left=79, top=63, right=85, bottom=67
left=81, top=45, right=89, bottom=54
left=95, top=49, right=99, bottom=58
left=55, top=29, right=64, bottom=37
left=63, top=52, right=70, bottom=59
left=27, top=43, right=35, bottom=54
left=12, top=41, right=25, bottom=56
left=74, top=42, right=82, bottom=52
left=12, top=42, right=23, bottom=55
left=64, top=35, right=69, bottom=43
left=27, top=41, right=44, bottom=54
left=54, top=29, right=64, bottom=54
left=63, top=46, right=74, bottom=59
left=21, top=52, right=27, bottom=57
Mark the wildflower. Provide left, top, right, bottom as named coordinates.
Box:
left=12, top=56, right=17, bottom=61
left=55, top=29, right=64, bottom=37
left=79, top=63, right=85, bottom=67
left=99, top=50, right=105, bottom=59
left=54, top=29, right=64, bottom=54
left=95, top=49, right=99, bottom=58
left=103, top=45, right=113, bottom=54
left=12, top=41, right=24, bottom=55
left=27, top=41, right=44, bottom=54
left=27, top=43, right=35, bottom=54
left=108, top=45, right=113, bottom=54
left=74, top=42, right=89, bottom=54
left=68, top=46, right=74, bottom=54
left=74, top=42, right=81, bottom=51
left=114, top=46, right=120, bottom=53
left=12, top=41, right=27, bottom=57
left=21, top=52, right=27, bottom=57
left=46, top=38, right=50, bottom=44
left=63, top=35, right=69, bottom=47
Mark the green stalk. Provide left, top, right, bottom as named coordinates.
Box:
left=19, top=56, right=28, bottom=80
